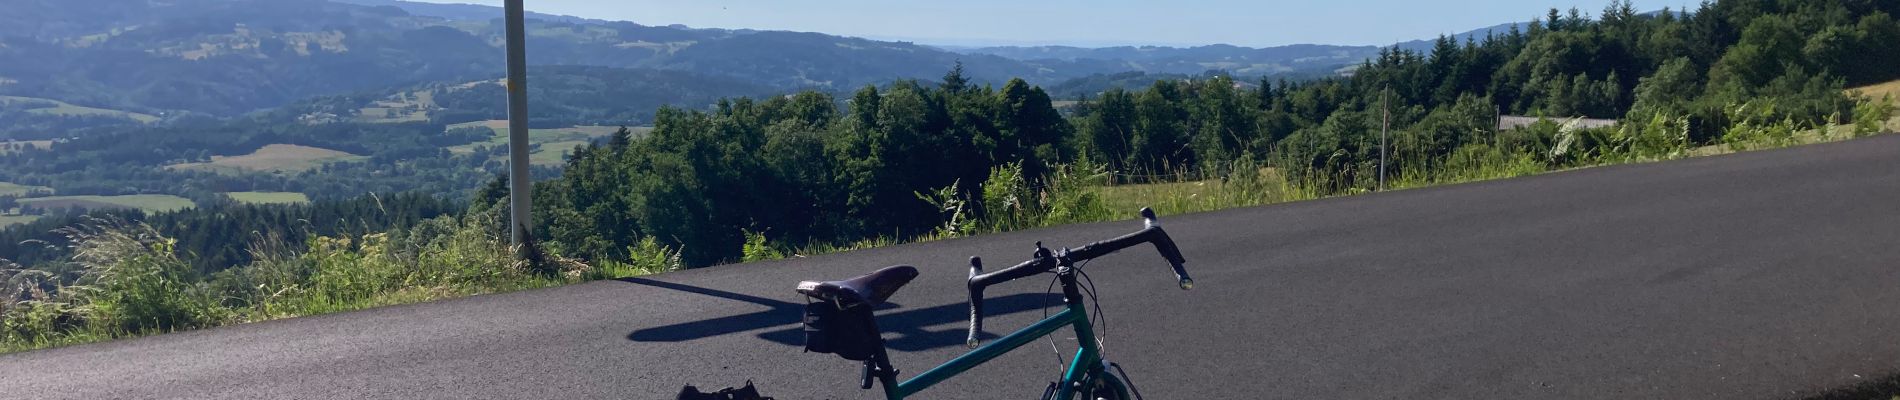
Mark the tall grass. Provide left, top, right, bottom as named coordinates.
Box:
left=1, top=211, right=680, bottom=354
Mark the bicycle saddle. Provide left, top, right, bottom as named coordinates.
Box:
left=796, top=265, right=919, bottom=307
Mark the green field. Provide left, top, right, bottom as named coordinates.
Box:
left=19, top=195, right=194, bottom=213
left=225, top=191, right=310, bottom=205
left=0, top=140, right=53, bottom=155
left=0, top=181, right=52, bottom=197
left=531, top=140, right=593, bottom=165
left=167, top=144, right=367, bottom=174
left=0, top=95, right=158, bottom=123
left=445, top=121, right=645, bottom=165
left=0, top=215, right=42, bottom=228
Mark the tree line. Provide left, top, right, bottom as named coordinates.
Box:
left=524, top=0, right=1899, bottom=268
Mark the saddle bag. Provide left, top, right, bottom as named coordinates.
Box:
left=802, top=301, right=880, bottom=361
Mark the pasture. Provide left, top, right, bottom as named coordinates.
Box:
left=0, top=140, right=53, bottom=155
left=225, top=192, right=310, bottom=205
left=0, top=95, right=159, bottom=123
left=167, top=144, right=367, bottom=174
left=0, top=181, right=52, bottom=197
left=0, top=215, right=41, bottom=228
left=445, top=121, right=644, bottom=165
left=1851, top=79, right=1900, bottom=101
left=20, top=195, right=194, bottom=213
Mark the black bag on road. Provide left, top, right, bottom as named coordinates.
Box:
left=675, top=381, right=774, bottom=400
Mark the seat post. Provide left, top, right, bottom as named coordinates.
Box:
left=864, top=344, right=900, bottom=392
left=859, top=310, right=900, bottom=391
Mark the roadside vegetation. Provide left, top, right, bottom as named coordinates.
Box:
left=4, top=0, right=1899, bottom=355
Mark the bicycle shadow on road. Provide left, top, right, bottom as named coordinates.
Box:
left=619, top=277, right=1062, bottom=352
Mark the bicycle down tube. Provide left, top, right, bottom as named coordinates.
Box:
left=883, top=283, right=1100, bottom=399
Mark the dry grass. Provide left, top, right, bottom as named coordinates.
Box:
left=167, top=144, right=367, bottom=174
left=1850, top=79, right=1900, bottom=102
left=19, top=195, right=194, bottom=213
left=225, top=192, right=310, bottom=205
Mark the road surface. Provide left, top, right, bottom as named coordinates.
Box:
left=5, top=136, right=1900, bottom=399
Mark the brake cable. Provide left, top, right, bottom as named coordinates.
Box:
left=1042, top=270, right=1066, bottom=375
left=1077, top=266, right=1108, bottom=352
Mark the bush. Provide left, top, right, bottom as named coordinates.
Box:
left=1606, top=113, right=1691, bottom=161
left=1723, top=101, right=1802, bottom=151
left=624, top=236, right=682, bottom=274
left=1854, top=96, right=1895, bottom=137
left=981, top=163, right=1035, bottom=231
left=914, top=179, right=975, bottom=239
left=740, top=230, right=783, bottom=263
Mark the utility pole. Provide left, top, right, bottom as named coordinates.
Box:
left=503, top=0, right=532, bottom=247
left=1379, top=86, right=1389, bottom=191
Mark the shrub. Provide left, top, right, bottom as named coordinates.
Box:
left=624, top=236, right=682, bottom=274
left=1724, top=101, right=1801, bottom=151
left=740, top=230, right=783, bottom=263
left=1854, top=96, right=1895, bottom=137
left=981, top=162, right=1035, bottom=231
left=915, top=179, right=975, bottom=239
left=1607, top=113, right=1691, bottom=161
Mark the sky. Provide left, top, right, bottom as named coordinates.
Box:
left=408, top=0, right=1687, bottom=48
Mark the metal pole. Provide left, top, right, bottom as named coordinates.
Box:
left=1379, top=87, right=1388, bottom=191
left=503, top=0, right=532, bottom=246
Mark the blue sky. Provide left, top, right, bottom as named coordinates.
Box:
left=411, top=0, right=1685, bottom=47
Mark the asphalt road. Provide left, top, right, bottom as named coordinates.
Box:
left=5, top=136, right=1900, bottom=399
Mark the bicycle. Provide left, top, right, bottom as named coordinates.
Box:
left=794, top=208, right=1194, bottom=400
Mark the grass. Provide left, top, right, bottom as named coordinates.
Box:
left=0, top=95, right=158, bottom=123
left=224, top=192, right=310, bottom=205
left=354, top=90, right=435, bottom=123
left=20, top=195, right=195, bottom=213
left=444, top=121, right=644, bottom=164
left=0, top=181, right=52, bottom=197
left=0, top=140, right=53, bottom=155
left=530, top=140, right=597, bottom=165
left=0, top=213, right=666, bottom=354
left=1850, top=79, right=1900, bottom=102
left=1094, top=168, right=1317, bottom=217
left=166, top=144, right=367, bottom=174
left=0, top=215, right=41, bottom=228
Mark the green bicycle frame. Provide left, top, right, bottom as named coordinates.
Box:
left=870, top=273, right=1105, bottom=400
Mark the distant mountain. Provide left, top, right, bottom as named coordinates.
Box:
left=0, top=0, right=1545, bottom=136
left=953, top=43, right=1378, bottom=77
left=963, top=22, right=1535, bottom=80
left=1394, top=22, right=1531, bottom=53
left=0, top=0, right=1072, bottom=124
left=328, top=0, right=605, bottom=25
left=275, top=65, right=776, bottom=127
